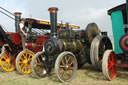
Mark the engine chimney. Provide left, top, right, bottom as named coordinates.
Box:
left=48, top=7, right=58, bottom=38
left=14, top=12, right=22, bottom=33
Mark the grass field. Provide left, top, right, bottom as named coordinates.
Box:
left=0, top=64, right=128, bottom=85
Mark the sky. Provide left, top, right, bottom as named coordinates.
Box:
left=0, top=0, right=126, bottom=38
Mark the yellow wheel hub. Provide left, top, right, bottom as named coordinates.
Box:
left=23, top=60, right=28, bottom=64
left=18, top=51, right=34, bottom=74
left=0, top=52, right=16, bottom=72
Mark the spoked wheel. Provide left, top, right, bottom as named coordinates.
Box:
left=55, top=51, right=77, bottom=82
left=94, top=35, right=112, bottom=71
left=31, top=52, right=51, bottom=78
left=0, top=46, right=16, bottom=72
left=102, top=50, right=117, bottom=80
left=16, top=49, right=34, bottom=74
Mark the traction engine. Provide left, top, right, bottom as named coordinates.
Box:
left=31, top=7, right=101, bottom=82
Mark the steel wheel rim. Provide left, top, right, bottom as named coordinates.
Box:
left=58, top=54, right=76, bottom=81
left=108, top=52, right=117, bottom=79
left=18, top=51, right=34, bottom=73
left=0, top=52, right=15, bottom=71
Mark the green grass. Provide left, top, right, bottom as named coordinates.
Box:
left=0, top=64, right=128, bottom=85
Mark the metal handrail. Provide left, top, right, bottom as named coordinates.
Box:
left=0, top=7, right=14, bottom=16
left=0, top=7, right=15, bottom=20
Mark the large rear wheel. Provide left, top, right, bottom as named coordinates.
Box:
left=55, top=51, right=77, bottom=82
left=16, top=49, right=34, bottom=74
left=93, top=35, right=112, bottom=71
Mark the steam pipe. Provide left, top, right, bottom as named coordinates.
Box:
left=48, top=7, right=58, bottom=38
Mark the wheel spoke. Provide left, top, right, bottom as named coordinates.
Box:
left=23, top=53, right=27, bottom=60
left=69, top=61, right=73, bottom=67
left=65, top=56, right=68, bottom=64
left=67, top=56, right=71, bottom=62
left=61, top=58, right=65, bottom=65
left=59, top=65, right=65, bottom=68
left=19, top=64, right=24, bottom=68
left=37, top=57, right=41, bottom=63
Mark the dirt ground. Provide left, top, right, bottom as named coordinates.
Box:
left=0, top=64, right=128, bottom=85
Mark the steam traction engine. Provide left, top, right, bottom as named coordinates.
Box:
left=31, top=7, right=100, bottom=82
left=0, top=8, right=51, bottom=73
left=0, top=16, right=50, bottom=73
left=0, top=7, right=80, bottom=74
left=90, top=0, right=128, bottom=81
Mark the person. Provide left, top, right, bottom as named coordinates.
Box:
left=19, top=18, right=27, bottom=50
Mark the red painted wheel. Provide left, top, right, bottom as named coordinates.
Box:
left=102, top=50, right=117, bottom=80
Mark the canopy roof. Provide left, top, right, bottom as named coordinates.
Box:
left=25, top=18, right=80, bottom=30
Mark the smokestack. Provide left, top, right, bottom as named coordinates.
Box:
left=14, top=12, right=22, bottom=33
left=48, top=7, right=58, bottom=38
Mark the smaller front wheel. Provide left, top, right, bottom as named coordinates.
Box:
left=102, top=50, right=117, bottom=81
left=31, top=52, right=51, bottom=78
left=0, top=46, right=16, bottom=72
left=55, top=51, right=77, bottom=82
left=16, top=49, right=34, bottom=74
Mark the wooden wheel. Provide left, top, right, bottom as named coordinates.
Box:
left=31, top=52, right=51, bottom=78
left=94, top=35, right=112, bottom=71
left=102, top=50, right=117, bottom=80
left=55, top=51, right=77, bottom=82
left=0, top=46, right=16, bottom=72
left=16, top=49, right=34, bottom=74
left=86, top=23, right=100, bottom=44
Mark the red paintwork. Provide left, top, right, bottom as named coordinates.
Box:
left=0, top=42, right=3, bottom=47
left=36, top=35, right=49, bottom=44
left=108, top=52, right=117, bottom=79
left=4, top=32, right=49, bottom=53
left=26, top=35, right=49, bottom=53
left=11, top=33, right=21, bottom=45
